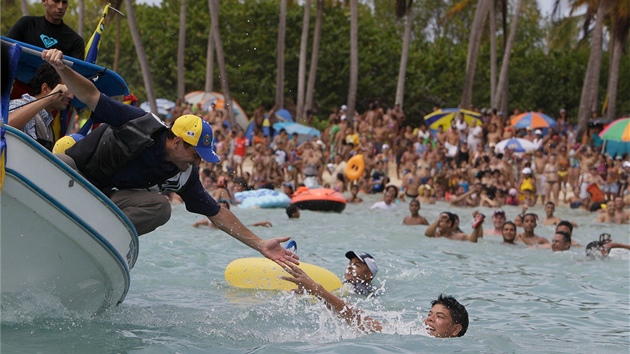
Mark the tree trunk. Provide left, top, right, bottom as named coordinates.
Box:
left=209, top=0, right=235, bottom=126
left=112, top=0, right=123, bottom=72
left=605, top=30, right=622, bottom=121
left=177, top=0, right=187, bottom=101
left=461, top=0, right=491, bottom=108
left=204, top=0, right=215, bottom=94
left=78, top=0, right=84, bottom=38
left=493, top=0, right=522, bottom=110
left=577, top=2, right=605, bottom=136
left=275, top=0, right=287, bottom=109
left=296, top=0, right=310, bottom=122
left=304, top=0, right=323, bottom=121
left=20, top=0, right=29, bottom=15
left=347, top=0, right=358, bottom=122
left=124, top=0, right=157, bottom=114
left=395, top=0, right=413, bottom=109
left=489, top=2, right=497, bottom=106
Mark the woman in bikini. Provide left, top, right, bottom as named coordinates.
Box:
left=556, top=145, right=571, bottom=203
left=543, top=155, right=560, bottom=205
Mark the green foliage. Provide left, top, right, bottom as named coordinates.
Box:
left=2, top=0, right=629, bottom=123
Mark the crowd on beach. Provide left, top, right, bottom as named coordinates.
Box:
left=177, top=99, right=630, bottom=220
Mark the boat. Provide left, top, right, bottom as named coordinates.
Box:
left=1, top=38, right=139, bottom=315
left=290, top=187, right=346, bottom=213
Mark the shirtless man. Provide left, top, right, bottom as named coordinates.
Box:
left=501, top=221, right=517, bottom=244
left=444, top=126, right=460, bottom=158
left=484, top=209, right=506, bottom=236
left=613, top=196, right=630, bottom=224
left=403, top=199, right=429, bottom=225
left=515, top=213, right=549, bottom=246
left=424, top=211, right=485, bottom=243
left=400, top=144, right=420, bottom=177
left=486, top=123, right=502, bottom=147
left=449, top=185, right=475, bottom=207
left=596, top=200, right=616, bottom=223
left=346, top=184, right=364, bottom=203
left=436, top=125, right=447, bottom=145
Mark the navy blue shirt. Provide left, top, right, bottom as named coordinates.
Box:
left=92, top=94, right=221, bottom=217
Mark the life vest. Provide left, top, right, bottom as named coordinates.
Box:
left=66, top=113, right=167, bottom=187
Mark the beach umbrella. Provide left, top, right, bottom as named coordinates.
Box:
left=140, top=98, right=176, bottom=116
left=424, top=108, right=482, bottom=130
left=275, top=108, right=293, bottom=122
left=184, top=91, right=216, bottom=106
left=599, top=118, right=630, bottom=157
left=511, top=112, right=557, bottom=129
left=598, top=117, right=630, bottom=142
left=494, top=138, right=537, bottom=153
left=273, top=122, right=320, bottom=144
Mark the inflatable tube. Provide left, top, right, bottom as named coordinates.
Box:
left=234, top=189, right=291, bottom=208
left=225, top=258, right=343, bottom=291
left=345, top=154, right=365, bottom=181
left=291, top=187, right=346, bottom=213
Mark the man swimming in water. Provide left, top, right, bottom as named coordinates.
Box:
left=281, top=263, right=469, bottom=338
left=343, top=251, right=378, bottom=296
left=425, top=211, right=485, bottom=243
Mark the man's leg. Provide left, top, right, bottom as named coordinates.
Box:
left=109, top=190, right=171, bottom=236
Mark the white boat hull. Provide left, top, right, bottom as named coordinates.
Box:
left=1, top=127, right=139, bottom=315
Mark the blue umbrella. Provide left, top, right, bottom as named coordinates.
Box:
left=275, top=109, right=293, bottom=122
left=140, top=98, right=176, bottom=116
left=273, top=122, right=320, bottom=144
left=494, top=138, right=537, bottom=153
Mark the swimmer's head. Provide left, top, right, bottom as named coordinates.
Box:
left=424, top=294, right=469, bottom=338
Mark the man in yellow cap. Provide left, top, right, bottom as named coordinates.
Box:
left=42, top=49, right=298, bottom=268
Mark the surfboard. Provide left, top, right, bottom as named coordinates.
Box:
left=225, top=258, right=343, bottom=291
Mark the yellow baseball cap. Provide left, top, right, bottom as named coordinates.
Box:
left=171, top=115, right=220, bottom=163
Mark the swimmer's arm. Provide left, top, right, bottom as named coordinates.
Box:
left=605, top=242, right=630, bottom=253
left=424, top=218, right=440, bottom=237
left=281, top=264, right=382, bottom=333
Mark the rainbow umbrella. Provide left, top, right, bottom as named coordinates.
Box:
left=599, top=118, right=630, bottom=157
left=511, top=112, right=557, bottom=129
left=599, top=118, right=630, bottom=142
left=424, top=108, right=482, bottom=130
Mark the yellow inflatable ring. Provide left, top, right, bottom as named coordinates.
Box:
left=345, top=154, right=365, bottom=181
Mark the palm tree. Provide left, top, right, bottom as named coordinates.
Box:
left=111, top=0, right=123, bottom=72
left=304, top=0, right=323, bottom=123
left=347, top=0, right=358, bottom=122
left=204, top=10, right=215, bottom=94
left=492, top=0, right=523, bottom=114
left=296, top=0, right=311, bottom=122
left=78, top=0, right=84, bottom=37
left=208, top=0, right=235, bottom=126
left=577, top=1, right=605, bottom=135
left=275, top=0, right=287, bottom=109
left=604, top=1, right=629, bottom=121
left=394, top=0, right=414, bottom=109
left=489, top=2, right=497, bottom=103
left=460, top=0, right=492, bottom=109
left=20, top=0, right=28, bottom=15
left=124, top=0, right=157, bottom=114
left=177, top=0, right=187, bottom=100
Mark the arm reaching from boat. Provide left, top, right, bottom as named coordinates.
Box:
left=41, top=49, right=100, bottom=111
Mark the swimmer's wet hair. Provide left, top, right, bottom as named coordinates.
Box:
left=286, top=204, right=299, bottom=218
left=557, top=220, right=573, bottom=233
left=432, top=294, right=469, bottom=337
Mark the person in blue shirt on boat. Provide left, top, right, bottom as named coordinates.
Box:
left=42, top=48, right=298, bottom=268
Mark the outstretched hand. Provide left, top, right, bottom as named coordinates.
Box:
left=258, top=236, right=300, bottom=268
left=280, top=263, right=316, bottom=295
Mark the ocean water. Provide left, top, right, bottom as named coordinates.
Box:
left=2, top=195, right=629, bottom=353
